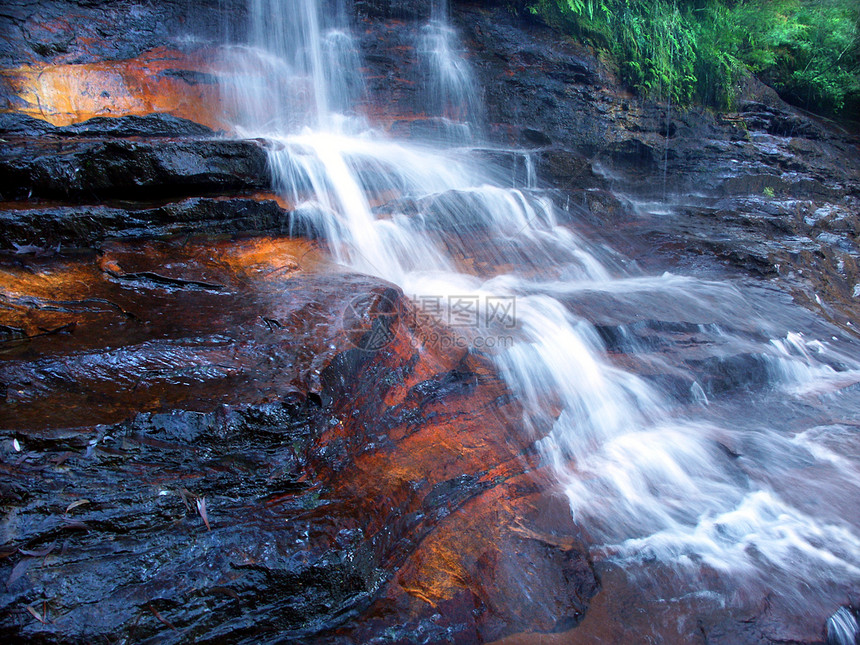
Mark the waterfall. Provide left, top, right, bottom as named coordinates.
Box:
left=217, top=0, right=860, bottom=619
left=219, top=0, right=364, bottom=133
left=419, top=2, right=483, bottom=142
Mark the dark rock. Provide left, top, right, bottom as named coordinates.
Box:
left=521, top=127, right=552, bottom=147
left=0, top=236, right=599, bottom=643
left=0, top=0, right=248, bottom=67
left=354, top=0, right=432, bottom=20
left=1, top=113, right=217, bottom=139
left=0, top=113, right=58, bottom=137
left=415, top=188, right=510, bottom=233
left=0, top=197, right=291, bottom=249
left=60, top=114, right=218, bottom=138
left=738, top=100, right=823, bottom=139
left=0, top=399, right=382, bottom=644
left=472, top=147, right=540, bottom=187
left=0, top=137, right=269, bottom=201
left=535, top=148, right=603, bottom=190
left=455, top=3, right=860, bottom=202
left=605, top=138, right=661, bottom=170
left=158, top=68, right=222, bottom=86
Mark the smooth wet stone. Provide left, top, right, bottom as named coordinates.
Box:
left=0, top=113, right=218, bottom=139
left=0, top=136, right=269, bottom=201
left=0, top=197, right=292, bottom=250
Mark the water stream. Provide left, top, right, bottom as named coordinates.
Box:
left=217, top=0, right=860, bottom=634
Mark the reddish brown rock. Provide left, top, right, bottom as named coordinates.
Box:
left=1, top=49, right=225, bottom=129
left=0, top=235, right=598, bottom=643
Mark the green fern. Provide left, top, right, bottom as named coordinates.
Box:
left=526, top=0, right=859, bottom=115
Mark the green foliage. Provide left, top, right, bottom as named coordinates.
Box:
left=527, top=0, right=732, bottom=105
left=770, top=2, right=859, bottom=113
left=527, top=0, right=860, bottom=116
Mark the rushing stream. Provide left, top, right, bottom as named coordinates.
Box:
left=218, top=0, right=860, bottom=637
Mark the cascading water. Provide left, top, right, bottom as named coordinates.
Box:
left=219, top=0, right=365, bottom=133
left=418, top=0, right=483, bottom=143
left=218, top=0, right=860, bottom=633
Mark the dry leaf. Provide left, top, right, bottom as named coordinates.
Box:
left=147, top=603, right=177, bottom=631
left=6, top=559, right=31, bottom=588
left=196, top=497, right=211, bottom=531
left=19, top=542, right=56, bottom=558
left=25, top=604, right=46, bottom=624
left=178, top=488, right=195, bottom=511
left=65, top=499, right=90, bottom=514
left=60, top=518, right=88, bottom=530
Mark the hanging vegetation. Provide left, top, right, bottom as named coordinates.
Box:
left=525, top=0, right=860, bottom=116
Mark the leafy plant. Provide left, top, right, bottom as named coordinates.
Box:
left=527, top=0, right=860, bottom=116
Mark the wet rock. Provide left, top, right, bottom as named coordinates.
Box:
left=454, top=0, right=860, bottom=329
left=0, top=235, right=598, bottom=643
left=0, top=113, right=58, bottom=137
left=354, top=0, right=432, bottom=20
left=0, top=0, right=246, bottom=68
left=738, top=100, right=823, bottom=139
left=414, top=189, right=510, bottom=234
left=0, top=137, right=269, bottom=201
left=826, top=607, right=860, bottom=645
left=0, top=197, right=291, bottom=249
left=0, top=401, right=380, bottom=644
left=521, top=127, right=552, bottom=147
left=535, top=148, right=604, bottom=190
left=455, top=3, right=859, bottom=203
left=0, top=113, right=271, bottom=250
left=604, top=138, right=662, bottom=172
left=1, top=50, right=226, bottom=129
left=59, top=114, right=219, bottom=138
left=472, top=147, right=540, bottom=187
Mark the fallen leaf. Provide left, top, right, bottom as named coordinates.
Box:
left=147, top=603, right=177, bottom=631
left=60, top=518, right=88, bottom=530
left=51, top=452, right=76, bottom=466
left=196, top=497, right=211, bottom=531
left=65, top=499, right=90, bottom=514
left=25, top=604, right=46, bottom=624
left=6, top=558, right=31, bottom=588
left=18, top=542, right=56, bottom=558
left=13, top=244, right=43, bottom=255
left=178, top=488, right=195, bottom=511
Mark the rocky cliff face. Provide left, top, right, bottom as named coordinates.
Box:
left=448, top=2, right=860, bottom=332
left=1, top=1, right=859, bottom=643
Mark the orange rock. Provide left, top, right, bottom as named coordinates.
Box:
left=0, top=48, right=225, bottom=129
left=0, top=234, right=599, bottom=641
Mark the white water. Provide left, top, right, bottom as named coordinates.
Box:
left=218, top=0, right=860, bottom=619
